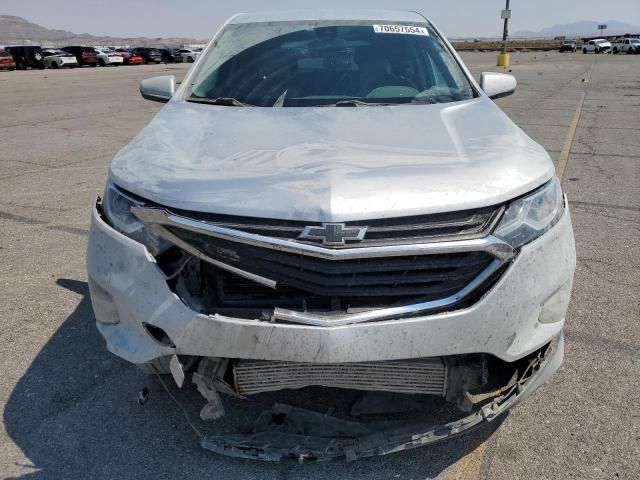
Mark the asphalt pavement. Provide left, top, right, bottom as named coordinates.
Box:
left=0, top=52, right=638, bottom=479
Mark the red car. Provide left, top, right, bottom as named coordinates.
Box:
left=127, top=53, right=144, bottom=65
left=116, top=49, right=143, bottom=65
left=0, top=50, right=16, bottom=71
left=61, top=46, right=98, bottom=67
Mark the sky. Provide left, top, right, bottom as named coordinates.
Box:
left=1, top=0, right=639, bottom=39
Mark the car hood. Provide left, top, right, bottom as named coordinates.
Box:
left=110, top=98, right=554, bottom=222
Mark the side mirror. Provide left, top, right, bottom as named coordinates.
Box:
left=139, top=75, right=176, bottom=103
left=480, top=72, right=517, bottom=100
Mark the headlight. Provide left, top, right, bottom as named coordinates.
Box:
left=494, top=177, right=565, bottom=249
left=103, top=181, right=171, bottom=255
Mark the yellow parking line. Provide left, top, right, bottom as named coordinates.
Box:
left=557, top=93, right=586, bottom=182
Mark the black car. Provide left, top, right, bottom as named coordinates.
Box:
left=559, top=41, right=577, bottom=52
left=4, top=45, right=45, bottom=70
left=61, top=46, right=98, bottom=66
left=158, top=48, right=178, bottom=63
left=131, top=47, right=163, bottom=64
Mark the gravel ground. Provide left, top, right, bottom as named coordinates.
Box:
left=0, top=51, right=638, bottom=479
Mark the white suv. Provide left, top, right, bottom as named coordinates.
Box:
left=87, top=10, right=576, bottom=461
left=583, top=38, right=612, bottom=53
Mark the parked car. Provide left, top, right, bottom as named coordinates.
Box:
left=0, top=50, right=16, bottom=71
left=175, top=48, right=200, bottom=63
left=61, top=46, right=98, bottom=66
left=131, top=47, right=163, bottom=64
left=117, top=49, right=144, bottom=65
left=582, top=39, right=612, bottom=54
left=88, top=11, right=576, bottom=461
left=42, top=49, right=79, bottom=69
left=159, top=48, right=179, bottom=63
left=559, top=40, right=577, bottom=52
left=4, top=45, right=45, bottom=70
left=95, top=48, right=124, bottom=66
left=612, top=38, right=640, bottom=54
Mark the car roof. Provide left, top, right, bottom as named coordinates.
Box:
left=228, top=9, right=429, bottom=25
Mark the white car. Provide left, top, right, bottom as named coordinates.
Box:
left=88, top=10, right=576, bottom=461
left=582, top=38, right=612, bottom=54
left=176, top=48, right=200, bottom=63
left=42, top=49, right=78, bottom=69
left=613, top=38, right=640, bottom=54
left=95, top=49, right=124, bottom=66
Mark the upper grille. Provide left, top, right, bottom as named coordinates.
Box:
left=166, top=227, right=494, bottom=299
left=168, top=206, right=501, bottom=248
left=133, top=204, right=511, bottom=322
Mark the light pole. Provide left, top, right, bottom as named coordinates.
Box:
left=497, top=0, right=511, bottom=67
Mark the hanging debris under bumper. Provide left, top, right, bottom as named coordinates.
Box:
left=198, top=335, right=563, bottom=462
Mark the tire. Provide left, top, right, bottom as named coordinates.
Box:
left=144, top=58, right=149, bottom=65
left=627, top=48, right=634, bottom=55
left=90, top=63, right=97, bottom=67
left=138, top=356, right=172, bottom=375
left=51, top=61, right=59, bottom=69
left=187, top=56, right=194, bottom=63
left=8, top=67, right=14, bottom=71
left=613, top=47, right=618, bottom=54
left=98, top=59, right=105, bottom=66
left=583, top=48, right=587, bottom=54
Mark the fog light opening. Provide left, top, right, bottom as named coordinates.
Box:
left=538, top=281, right=572, bottom=324
left=143, top=323, right=176, bottom=348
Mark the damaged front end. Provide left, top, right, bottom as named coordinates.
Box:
left=88, top=187, right=573, bottom=462
left=178, top=337, right=562, bottom=462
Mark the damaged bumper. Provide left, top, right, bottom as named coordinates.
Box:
left=201, top=335, right=564, bottom=462
left=87, top=201, right=575, bottom=365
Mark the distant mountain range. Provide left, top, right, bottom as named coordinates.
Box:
left=513, top=20, right=640, bottom=38
left=0, top=15, right=207, bottom=47
left=2, top=15, right=639, bottom=46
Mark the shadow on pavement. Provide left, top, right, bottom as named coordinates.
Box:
left=4, top=278, right=506, bottom=479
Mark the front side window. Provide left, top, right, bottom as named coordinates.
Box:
left=187, top=21, right=475, bottom=107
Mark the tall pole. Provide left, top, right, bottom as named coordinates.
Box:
left=501, top=0, right=511, bottom=54
left=497, top=0, right=511, bottom=66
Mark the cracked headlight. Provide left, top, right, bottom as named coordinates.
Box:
left=494, top=177, right=565, bottom=249
left=103, top=181, right=171, bottom=255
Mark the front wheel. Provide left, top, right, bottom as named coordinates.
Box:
left=51, top=62, right=59, bottom=69
left=98, top=59, right=105, bottom=66
left=583, top=48, right=588, bottom=54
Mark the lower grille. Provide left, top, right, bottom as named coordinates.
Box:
left=233, top=359, right=447, bottom=396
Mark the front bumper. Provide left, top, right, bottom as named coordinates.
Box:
left=87, top=200, right=576, bottom=367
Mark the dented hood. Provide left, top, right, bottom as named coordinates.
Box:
left=110, top=98, right=554, bottom=222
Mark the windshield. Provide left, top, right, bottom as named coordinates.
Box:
left=188, top=21, right=475, bottom=107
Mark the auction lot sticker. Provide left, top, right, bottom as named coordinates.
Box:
left=373, top=25, right=429, bottom=36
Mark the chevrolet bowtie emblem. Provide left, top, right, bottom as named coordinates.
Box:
left=298, top=223, right=368, bottom=246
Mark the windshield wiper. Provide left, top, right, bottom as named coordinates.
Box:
left=187, top=97, right=250, bottom=107
left=309, top=99, right=398, bottom=107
